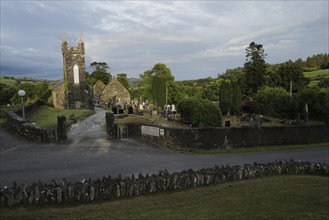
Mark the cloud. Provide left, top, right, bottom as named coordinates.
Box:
left=0, top=1, right=328, bottom=80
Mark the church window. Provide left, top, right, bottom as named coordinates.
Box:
left=73, top=64, right=79, bottom=84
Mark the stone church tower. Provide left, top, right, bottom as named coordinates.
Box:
left=61, top=34, right=93, bottom=109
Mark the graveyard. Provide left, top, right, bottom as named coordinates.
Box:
left=1, top=1, right=329, bottom=218
left=0, top=40, right=328, bottom=217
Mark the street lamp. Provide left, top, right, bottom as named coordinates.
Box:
left=18, top=90, right=26, bottom=120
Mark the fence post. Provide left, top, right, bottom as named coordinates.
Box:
left=106, top=112, right=116, bottom=140
left=57, top=115, right=67, bottom=142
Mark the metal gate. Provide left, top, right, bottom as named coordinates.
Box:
left=68, top=114, right=107, bottom=140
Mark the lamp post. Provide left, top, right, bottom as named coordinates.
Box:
left=18, top=90, right=26, bottom=120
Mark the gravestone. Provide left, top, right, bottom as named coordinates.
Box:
left=171, top=104, right=176, bottom=114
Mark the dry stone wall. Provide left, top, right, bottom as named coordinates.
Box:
left=126, top=123, right=329, bottom=150
left=5, top=110, right=52, bottom=143
left=1, top=160, right=328, bottom=207
left=5, top=104, right=67, bottom=143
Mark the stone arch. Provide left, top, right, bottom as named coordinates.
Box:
left=73, top=64, right=79, bottom=84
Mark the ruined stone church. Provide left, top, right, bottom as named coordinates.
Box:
left=52, top=34, right=130, bottom=109
left=52, top=34, right=94, bottom=109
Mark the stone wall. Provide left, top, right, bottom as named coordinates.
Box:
left=5, top=108, right=67, bottom=143
left=126, top=123, right=329, bottom=150
left=5, top=111, right=53, bottom=143
left=0, top=160, right=327, bottom=207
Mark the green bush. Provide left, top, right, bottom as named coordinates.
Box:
left=297, top=88, right=329, bottom=124
left=253, top=87, right=297, bottom=118
left=177, top=97, right=222, bottom=127
left=254, top=86, right=329, bottom=123
left=0, top=83, right=15, bottom=106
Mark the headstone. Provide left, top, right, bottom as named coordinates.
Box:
left=171, top=104, right=176, bottom=114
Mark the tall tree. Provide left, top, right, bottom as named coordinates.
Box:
left=152, top=75, right=166, bottom=107
left=90, top=62, right=109, bottom=71
left=137, top=69, right=154, bottom=101
left=201, top=84, right=219, bottom=101
left=277, top=60, right=309, bottom=93
left=244, top=42, right=267, bottom=94
left=0, top=83, right=15, bottom=106
left=87, top=62, right=112, bottom=86
left=218, top=80, right=232, bottom=114
left=231, top=80, right=242, bottom=114
left=138, top=63, right=175, bottom=103
left=116, top=73, right=130, bottom=92
left=151, top=63, right=174, bottom=82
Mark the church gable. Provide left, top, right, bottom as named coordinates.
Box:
left=52, top=80, right=65, bottom=109
left=93, top=80, right=106, bottom=99
left=100, top=78, right=131, bottom=104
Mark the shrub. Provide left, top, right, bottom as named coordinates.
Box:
left=177, top=97, right=222, bottom=127
left=253, top=87, right=297, bottom=118
left=297, top=88, right=329, bottom=124
left=318, top=78, right=329, bottom=88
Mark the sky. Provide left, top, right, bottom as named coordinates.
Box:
left=0, top=1, right=328, bottom=81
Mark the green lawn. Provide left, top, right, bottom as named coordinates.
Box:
left=27, top=105, right=95, bottom=129
left=304, top=69, right=329, bottom=87
left=115, top=113, right=189, bottom=128
left=1, top=175, right=328, bottom=220
left=304, top=69, right=329, bottom=79
left=193, top=142, right=328, bottom=154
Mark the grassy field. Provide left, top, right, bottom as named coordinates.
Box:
left=27, top=105, right=95, bottom=129
left=304, top=69, right=329, bottom=79
left=1, top=175, right=328, bottom=220
left=304, top=69, right=329, bottom=87
left=192, top=142, right=328, bottom=154
left=0, top=75, right=56, bottom=87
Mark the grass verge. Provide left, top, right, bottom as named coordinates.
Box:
left=115, top=113, right=189, bottom=128
left=27, top=105, right=95, bottom=129
left=0, top=175, right=328, bottom=220
left=192, top=142, right=328, bottom=154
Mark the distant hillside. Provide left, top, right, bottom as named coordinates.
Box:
left=127, top=78, right=140, bottom=87
left=304, top=69, right=329, bottom=87
left=0, top=75, right=56, bottom=86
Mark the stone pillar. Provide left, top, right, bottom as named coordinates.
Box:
left=57, top=115, right=67, bottom=142
left=106, top=112, right=116, bottom=140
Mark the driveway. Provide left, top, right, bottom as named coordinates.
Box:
left=1, top=108, right=328, bottom=187
left=67, top=106, right=107, bottom=142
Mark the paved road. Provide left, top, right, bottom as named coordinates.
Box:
left=1, top=108, right=328, bottom=187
